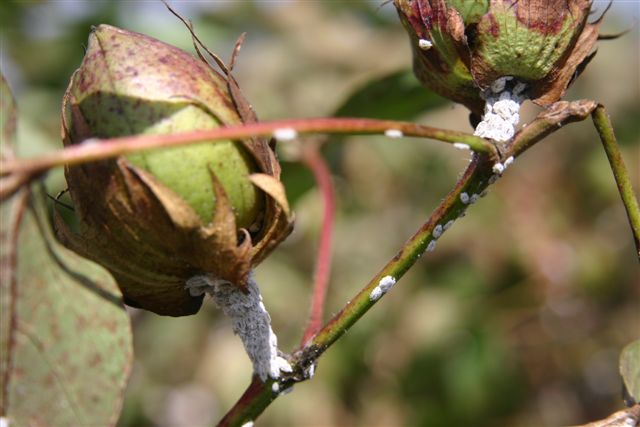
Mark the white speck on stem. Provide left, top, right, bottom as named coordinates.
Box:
left=273, top=127, right=298, bottom=141
left=271, top=382, right=280, bottom=393
left=504, top=156, right=515, bottom=168
left=385, top=129, right=403, bottom=138
left=185, top=272, right=291, bottom=382
left=418, top=39, right=433, bottom=50
left=460, top=192, right=470, bottom=204
left=453, top=142, right=470, bottom=151
left=308, top=363, right=316, bottom=378
left=444, top=220, right=455, bottom=231
left=474, top=77, right=526, bottom=142
left=369, top=275, right=397, bottom=301
left=492, top=162, right=505, bottom=174
left=81, top=138, right=100, bottom=146
left=427, top=240, right=437, bottom=252
left=433, top=224, right=443, bottom=239
left=240, top=422, right=254, bottom=427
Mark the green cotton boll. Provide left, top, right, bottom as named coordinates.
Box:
left=59, top=24, right=293, bottom=316
left=394, top=0, right=605, bottom=113
left=103, top=102, right=262, bottom=229
left=69, top=24, right=262, bottom=229
left=446, top=0, right=488, bottom=25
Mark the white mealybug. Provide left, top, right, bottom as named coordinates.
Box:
left=185, top=273, right=292, bottom=382
left=81, top=138, right=100, bottom=146
left=474, top=77, right=526, bottom=142
left=427, top=240, right=437, bottom=252
left=384, top=129, right=404, bottom=139
left=504, top=156, right=515, bottom=168
left=460, top=192, right=470, bottom=204
left=492, top=162, right=505, bottom=174
left=273, top=127, right=298, bottom=141
left=418, top=39, right=433, bottom=50
left=369, top=275, right=397, bottom=301
left=433, top=224, right=443, bottom=239
left=453, top=142, right=471, bottom=150
left=272, top=382, right=280, bottom=393
left=443, top=220, right=455, bottom=231
left=241, top=422, right=254, bottom=427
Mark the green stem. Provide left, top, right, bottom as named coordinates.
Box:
left=592, top=105, right=640, bottom=260
left=507, top=99, right=597, bottom=157
left=216, top=99, right=615, bottom=426
left=218, top=154, right=496, bottom=427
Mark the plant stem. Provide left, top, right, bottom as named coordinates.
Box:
left=305, top=155, right=493, bottom=353
left=571, top=404, right=640, bottom=427
left=216, top=99, right=618, bottom=426
left=218, top=154, right=496, bottom=427
left=507, top=99, right=598, bottom=157
left=300, top=146, right=336, bottom=345
left=592, top=105, right=640, bottom=260
left=0, top=117, right=496, bottom=201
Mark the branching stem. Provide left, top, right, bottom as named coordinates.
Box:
left=216, top=99, right=631, bottom=427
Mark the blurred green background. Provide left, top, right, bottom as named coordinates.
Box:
left=1, top=1, right=638, bottom=426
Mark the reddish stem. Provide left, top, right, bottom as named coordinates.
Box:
left=300, top=146, right=336, bottom=345
left=0, top=117, right=495, bottom=178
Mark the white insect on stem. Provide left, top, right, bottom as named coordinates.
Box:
left=240, top=422, right=254, bottom=427
left=384, top=129, right=404, bottom=139
left=185, top=272, right=292, bottom=382
left=460, top=192, right=470, bottom=204
left=418, top=38, right=433, bottom=50
left=453, top=142, right=471, bottom=151
left=273, top=127, right=298, bottom=142
left=492, top=162, right=505, bottom=174
left=369, top=275, right=397, bottom=301
left=427, top=240, right=437, bottom=252
left=432, top=224, right=443, bottom=239
left=308, top=363, right=316, bottom=379
left=474, top=76, right=527, bottom=143
left=504, top=156, right=515, bottom=168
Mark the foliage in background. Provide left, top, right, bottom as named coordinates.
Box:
left=0, top=1, right=638, bottom=426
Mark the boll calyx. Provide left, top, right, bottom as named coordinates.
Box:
left=57, top=24, right=293, bottom=316
left=394, top=0, right=606, bottom=116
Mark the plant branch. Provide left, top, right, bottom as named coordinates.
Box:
left=218, top=153, right=494, bottom=427
left=0, top=117, right=496, bottom=201
left=571, top=404, right=640, bottom=427
left=300, top=145, right=336, bottom=345
left=591, top=105, right=640, bottom=260
left=507, top=99, right=598, bottom=157
left=216, top=99, right=613, bottom=427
